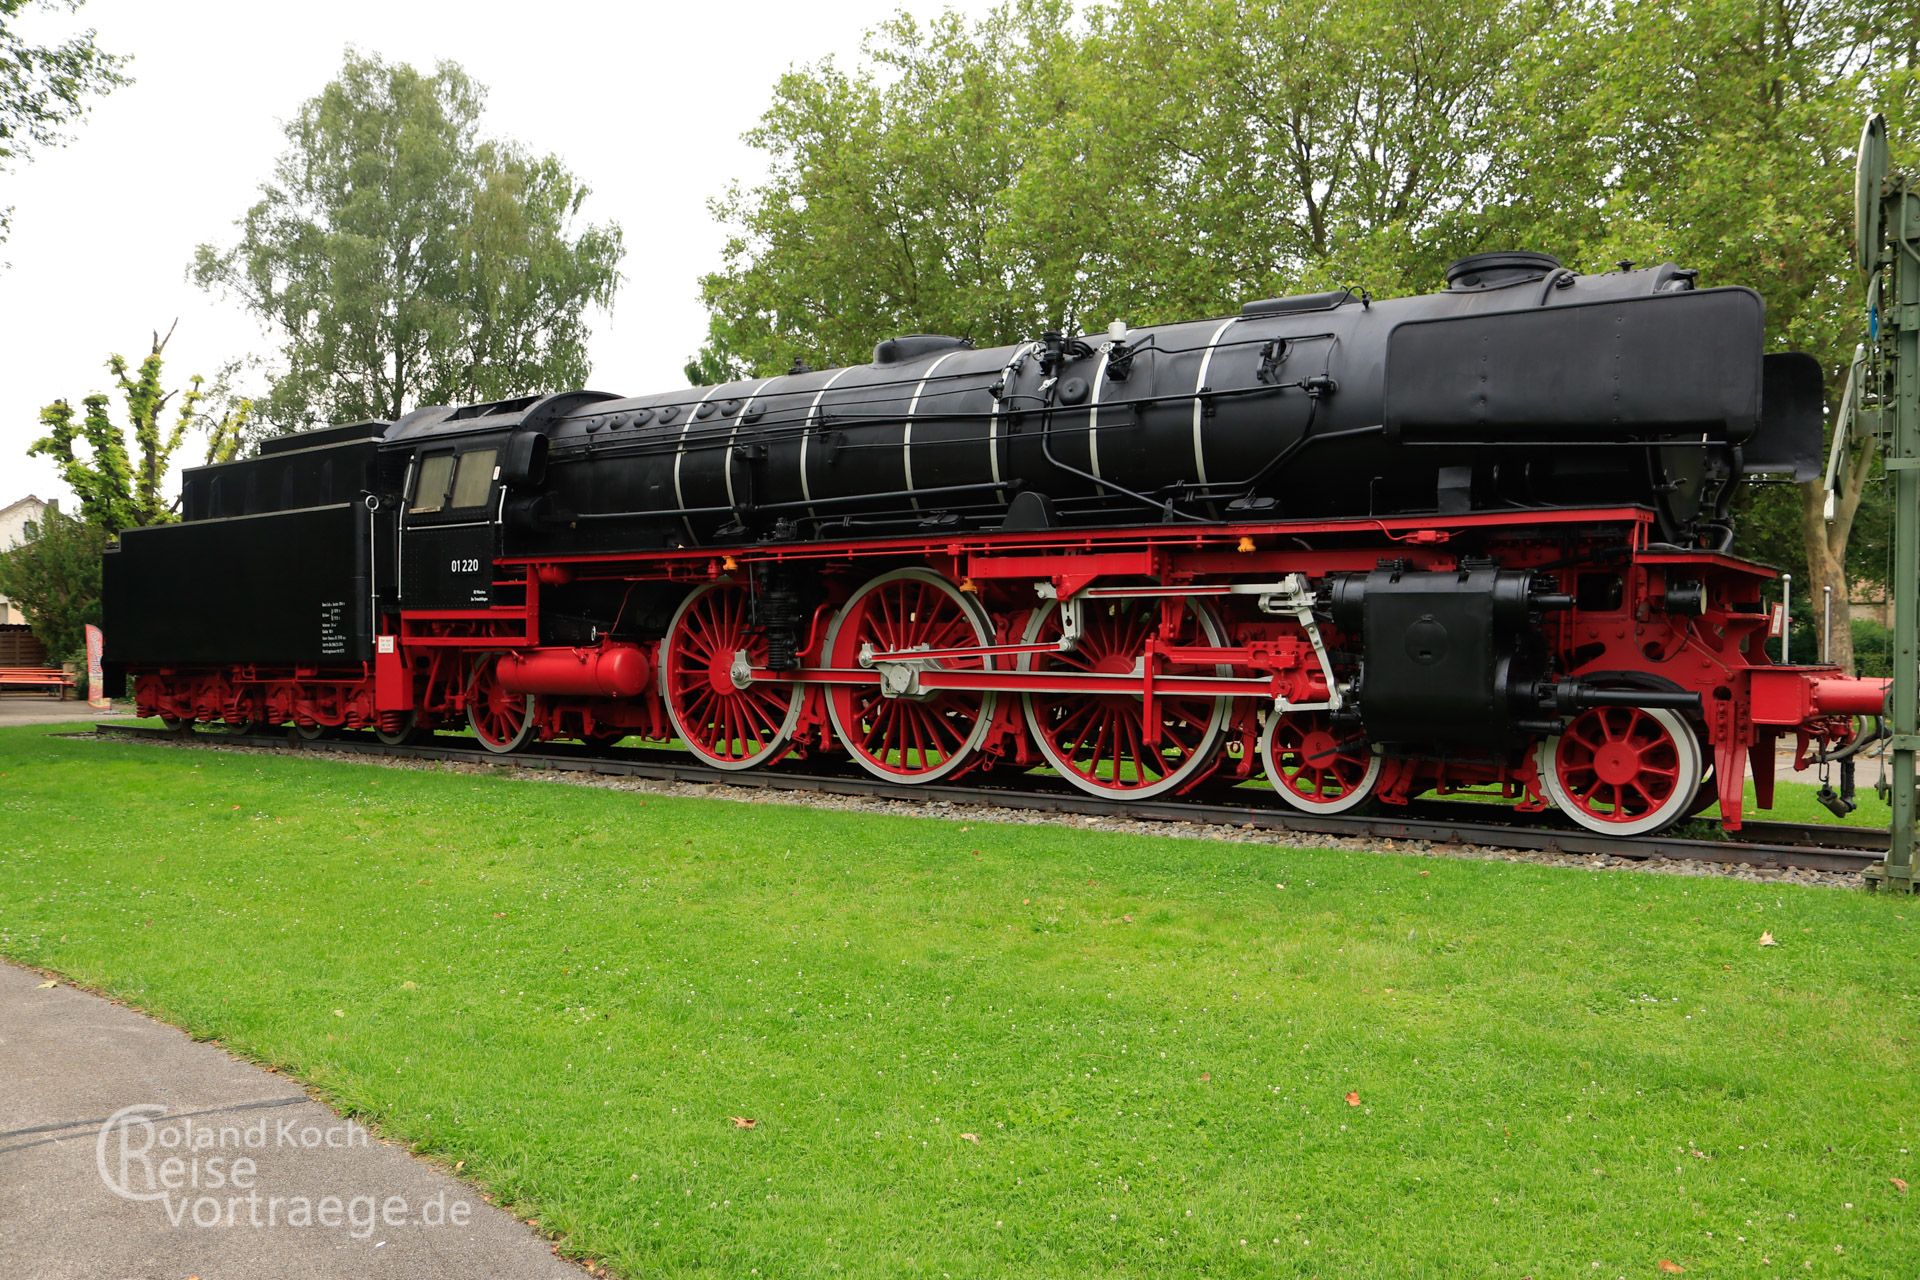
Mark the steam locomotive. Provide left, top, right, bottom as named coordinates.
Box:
left=104, top=251, right=1889, bottom=836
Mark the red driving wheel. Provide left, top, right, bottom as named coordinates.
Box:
left=1018, top=595, right=1229, bottom=799
left=661, top=582, right=802, bottom=770
left=824, top=568, right=997, bottom=783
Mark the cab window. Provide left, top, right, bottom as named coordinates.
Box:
left=450, top=448, right=498, bottom=509
left=410, top=454, right=454, bottom=514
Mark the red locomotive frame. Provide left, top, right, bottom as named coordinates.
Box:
left=133, top=505, right=1886, bottom=836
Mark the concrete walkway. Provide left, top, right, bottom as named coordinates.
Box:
left=0, top=962, right=581, bottom=1279
left=0, top=695, right=109, bottom=728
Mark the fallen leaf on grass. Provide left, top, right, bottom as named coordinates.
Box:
left=1345, top=1092, right=1361, bottom=1107
left=1199, top=1072, right=1211, bottom=1083
left=36, top=980, right=56, bottom=989
left=1893, top=1177, right=1909, bottom=1194
left=331, top=1009, right=345, bottom=1018
left=960, top=1133, right=979, bottom=1143
left=1759, top=932, right=1777, bottom=947
left=1657, top=1260, right=1685, bottom=1274
left=729, top=1116, right=757, bottom=1130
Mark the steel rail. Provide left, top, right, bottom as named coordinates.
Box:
left=88, top=723, right=1885, bottom=875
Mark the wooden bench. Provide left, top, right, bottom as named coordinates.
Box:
left=0, top=667, right=78, bottom=699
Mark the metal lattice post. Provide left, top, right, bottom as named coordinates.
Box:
left=1844, top=117, right=1919, bottom=891
left=1854, top=116, right=1920, bottom=891
left=1887, top=176, right=1920, bottom=892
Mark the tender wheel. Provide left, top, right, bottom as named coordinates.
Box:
left=293, top=722, right=333, bottom=741
left=1261, top=709, right=1380, bottom=814
left=661, top=581, right=802, bottom=770
left=467, top=656, right=535, bottom=754
left=158, top=715, right=193, bottom=732
left=1537, top=705, right=1703, bottom=836
left=1019, top=595, right=1229, bottom=799
left=824, top=568, right=997, bottom=783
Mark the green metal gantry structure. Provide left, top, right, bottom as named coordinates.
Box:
left=1845, top=115, right=1920, bottom=891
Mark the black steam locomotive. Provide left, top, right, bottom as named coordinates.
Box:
left=105, top=251, right=1885, bottom=836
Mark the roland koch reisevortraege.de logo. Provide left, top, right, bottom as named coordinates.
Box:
left=94, top=1103, right=474, bottom=1237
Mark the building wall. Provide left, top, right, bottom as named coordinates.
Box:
left=0, top=496, right=51, bottom=626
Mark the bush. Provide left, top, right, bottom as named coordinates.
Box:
left=0, top=510, right=107, bottom=666
left=1852, top=618, right=1894, bottom=679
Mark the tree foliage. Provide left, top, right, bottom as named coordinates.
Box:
left=689, top=0, right=1566, bottom=375
left=0, top=507, right=106, bottom=663
left=30, top=324, right=252, bottom=534
left=1529, top=0, right=1918, bottom=672
left=0, top=0, right=126, bottom=244
left=192, top=50, right=624, bottom=433
left=695, top=0, right=1920, bottom=671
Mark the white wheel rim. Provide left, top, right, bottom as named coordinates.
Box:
left=1260, top=711, right=1381, bottom=814
left=823, top=567, right=998, bottom=784
left=1536, top=705, right=1703, bottom=837
left=661, top=582, right=803, bottom=770
left=1017, top=595, right=1229, bottom=800
left=469, top=694, right=535, bottom=753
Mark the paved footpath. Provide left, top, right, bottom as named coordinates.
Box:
left=0, top=962, right=581, bottom=1280
left=0, top=696, right=104, bottom=728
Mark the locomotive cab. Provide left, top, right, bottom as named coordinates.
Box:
left=398, top=438, right=505, bottom=609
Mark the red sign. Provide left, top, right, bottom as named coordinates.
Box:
left=1767, top=603, right=1787, bottom=639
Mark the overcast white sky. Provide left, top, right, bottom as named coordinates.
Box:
left=0, top=0, right=999, bottom=509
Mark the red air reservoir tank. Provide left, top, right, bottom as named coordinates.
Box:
left=496, top=644, right=652, bottom=698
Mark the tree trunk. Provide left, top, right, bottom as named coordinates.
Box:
left=1799, top=486, right=1853, bottom=671
left=1798, top=427, right=1874, bottom=673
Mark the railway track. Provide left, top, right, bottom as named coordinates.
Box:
left=92, top=722, right=1890, bottom=876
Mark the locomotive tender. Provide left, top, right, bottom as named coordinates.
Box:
left=104, top=251, right=1890, bottom=836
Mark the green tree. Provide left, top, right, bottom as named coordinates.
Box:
left=697, top=0, right=1916, bottom=673
left=31, top=324, right=252, bottom=534
left=688, top=0, right=1562, bottom=377
left=192, top=50, right=624, bottom=433
left=690, top=6, right=1045, bottom=378
left=0, top=0, right=126, bottom=246
left=1510, top=0, right=1920, bottom=673
left=0, top=508, right=107, bottom=664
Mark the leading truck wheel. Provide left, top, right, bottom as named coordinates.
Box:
left=1536, top=705, right=1703, bottom=837
left=661, top=582, right=802, bottom=770
left=1262, top=709, right=1381, bottom=814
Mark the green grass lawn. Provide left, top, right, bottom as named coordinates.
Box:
left=2, top=723, right=1917, bottom=1277
left=1696, top=769, right=1889, bottom=830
